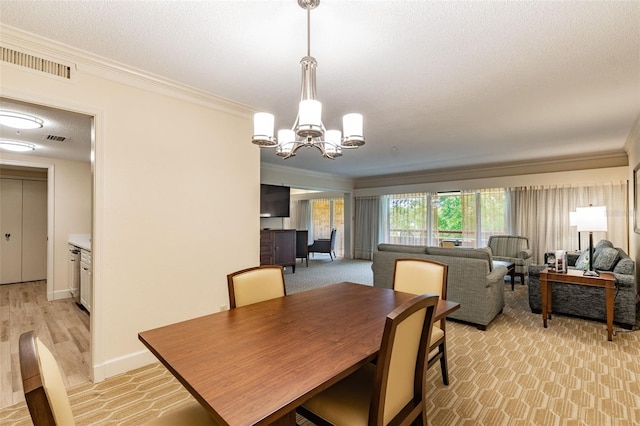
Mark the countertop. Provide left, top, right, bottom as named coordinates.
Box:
left=69, top=234, right=91, bottom=251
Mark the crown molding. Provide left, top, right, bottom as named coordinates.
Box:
left=354, top=151, right=628, bottom=189
left=0, top=26, right=254, bottom=119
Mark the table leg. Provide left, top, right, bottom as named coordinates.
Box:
left=510, top=267, right=516, bottom=291
left=541, top=274, right=549, bottom=328
left=605, top=284, right=614, bottom=341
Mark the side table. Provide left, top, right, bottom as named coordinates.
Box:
left=540, top=267, right=616, bottom=341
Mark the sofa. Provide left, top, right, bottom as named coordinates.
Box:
left=372, top=244, right=508, bottom=330
left=486, top=235, right=533, bottom=283
left=528, top=239, right=638, bottom=329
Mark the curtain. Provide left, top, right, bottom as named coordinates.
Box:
left=354, top=196, right=380, bottom=260
left=289, top=199, right=311, bottom=243
left=508, top=181, right=628, bottom=263
left=381, top=193, right=431, bottom=245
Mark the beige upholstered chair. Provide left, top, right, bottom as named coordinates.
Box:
left=297, top=293, right=438, bottom=426
left=392, top=258, right=450, bottom=385
left=227, top=265, right=286, bottom=308
left=19, top=331, right=217, bottom=426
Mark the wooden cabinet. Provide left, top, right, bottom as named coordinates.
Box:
left=260, top=229, right=296, bottom=273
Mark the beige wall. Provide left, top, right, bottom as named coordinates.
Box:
left=624, top=116, right=640, bottom=274
left=1, top=28, right=257, bottom=380
left=0, top=154, right=91, bottom=298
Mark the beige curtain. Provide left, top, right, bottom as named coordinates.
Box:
left=508, top=181, right=628, bottom=264
left=354, top=196, right=381, bottom=260
left=461, top=188, right=506, bottom=248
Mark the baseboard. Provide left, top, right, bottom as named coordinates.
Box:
left=92, top=349, right=158, bottom=383
left=52, top=288, right=73, bottom=300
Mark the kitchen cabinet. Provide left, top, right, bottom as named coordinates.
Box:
left=80, top=249, right=92, bottom=313
left=260, top=229, right=296, bottom=272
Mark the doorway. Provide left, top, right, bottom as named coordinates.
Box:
left=0, top=96, right=94, bottom=399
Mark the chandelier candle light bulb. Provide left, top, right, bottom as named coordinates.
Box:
left=251, top=0, right=365, bottom=159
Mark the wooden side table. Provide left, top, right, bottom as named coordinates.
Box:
left=540, top=268, right=616, bottom=341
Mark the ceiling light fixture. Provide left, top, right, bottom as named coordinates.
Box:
left=0, top=139, right=36, bottom=152
left=0, top=110, right=44, bottom=129
left=251, top=0, right=365, bottom=159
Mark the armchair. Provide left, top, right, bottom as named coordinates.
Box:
left=308, top=229, right=337, bottom=261
left=486, top=235, right=533, bottom=283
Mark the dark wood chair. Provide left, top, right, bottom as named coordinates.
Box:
left=308, top=228, right=337, bottom=261
left=19, top=330, right=216, bottom=426
left=393, top=258, right=451, bottom=385
left=296, top=230, right=309, bottom=266
left=227, top=265, right=286, bottom=308
left=297, top=293, right=438, bottom=425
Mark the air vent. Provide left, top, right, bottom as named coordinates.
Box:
left=44, top=134, right=68, bottom=142
left=1, top=46, right=72, bottom=79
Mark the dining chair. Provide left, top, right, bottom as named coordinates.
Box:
left=297, top=293, right=438, bottom=426
left=393, top=258, right=451, bottom=385
left=19, top=330, right=217, bottom=426
left=227, top=265, right=286, bottom=308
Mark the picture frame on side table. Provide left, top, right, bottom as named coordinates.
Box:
left=635, top=163, right=640, bottom=233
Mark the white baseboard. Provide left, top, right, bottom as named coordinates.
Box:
left=92, top=349, right=158, bottom=383
left=52, top=288, right=73, bottom=300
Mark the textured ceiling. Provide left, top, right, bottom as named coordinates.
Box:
left=0, top=1, right=638, bottom=178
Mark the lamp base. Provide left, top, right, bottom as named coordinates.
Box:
left=583, top=270, right=600, bottom=277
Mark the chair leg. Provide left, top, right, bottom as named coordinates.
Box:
left=439, top=342, right=449, bottom=386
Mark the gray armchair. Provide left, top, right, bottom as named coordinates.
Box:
left=486, top=235, right=533, bottom=283
left=308, top=229, right=337, bottom=261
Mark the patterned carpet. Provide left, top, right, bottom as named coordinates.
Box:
left=2, top=259, right=639, bottom=425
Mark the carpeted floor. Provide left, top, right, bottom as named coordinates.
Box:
left=2, top=259, right=639, bottom=425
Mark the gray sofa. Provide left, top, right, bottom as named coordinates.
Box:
left=372, top=244, right=508, bottom=330
left=528, top=239, right=638, bottom=328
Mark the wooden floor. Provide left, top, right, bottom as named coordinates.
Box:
left=0, top=280, right=90, bottom=409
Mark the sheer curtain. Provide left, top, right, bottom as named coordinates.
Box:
left=508, top=181, right=628, bottom=263
left=461, top=188, right=507, bottom=247
left=289, top=199, right=311, bottom=242
left=354, top=196, right=380, bottom=260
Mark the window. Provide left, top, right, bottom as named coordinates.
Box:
left=311, top=198, right=344, bottom=257
left=380, top=189, right=506, bottom=248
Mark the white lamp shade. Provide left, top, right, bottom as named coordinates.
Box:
left=575, top=206, right=608, bottom=232
left=298, top=100, right=322, bottom=127
left=277, top=129, right=295, bottom=145
left=569, top=211, right=577, bottom=227
left=343, top=113, right=363, bottom=138
left=253, top=113, right=275, bottom=138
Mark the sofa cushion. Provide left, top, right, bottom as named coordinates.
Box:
left=377, top=244, right=427, bottom=254
left=613, top=256, right=634, bottom=275
left=594, top=239, right=614, bottom=252
left=593, top=247, right=619, bottom=271
left=574, top=251, right=590, bottom=270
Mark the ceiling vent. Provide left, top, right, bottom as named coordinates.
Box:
left=1, top=46, right=72, bottom=79
left=44, top=134, right=68, bottom=142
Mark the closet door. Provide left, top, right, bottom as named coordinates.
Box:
left=0, top=179, right=23, bottom=284
left=22, top=180, right=47, bottom=281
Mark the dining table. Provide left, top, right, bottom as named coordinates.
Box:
left=138, top=281, right=460, bottom=425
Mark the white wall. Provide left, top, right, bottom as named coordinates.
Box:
left=0, top=154, right=91, bottom=298
left=1, top=28, right=258, bottom=380
left=624, top=116, right=640, bottom=283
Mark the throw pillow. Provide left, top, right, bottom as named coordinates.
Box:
left=613, top=257, right=634, bottom=275
left=593, top=247, right=619, bottom=271
left=574, top=251, right=590, bottom=270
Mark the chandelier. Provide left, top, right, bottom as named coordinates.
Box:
left=251, top=0, right=365, bottom=159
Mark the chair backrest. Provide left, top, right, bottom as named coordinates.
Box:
left=440, top=241, right=456, bottom=248
left=19, top=331, right=76, bottom=426
left=329, top=229, right=337, bottom=250
left=227, top=265, right=286, bottom=308
left=392, top=258, right=447, bottom=330
left=488, top=235, right=529, bottom=257
left=370, top=293, right=438, bottom=425
left=392, top=258, right=447, bottom=299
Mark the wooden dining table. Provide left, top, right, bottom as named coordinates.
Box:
left=138, top=282, right=460, bottom=425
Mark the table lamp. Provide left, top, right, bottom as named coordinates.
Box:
left=575, top=206, right=608, bottom=276
left=569, top=211, right=581, bottom=251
